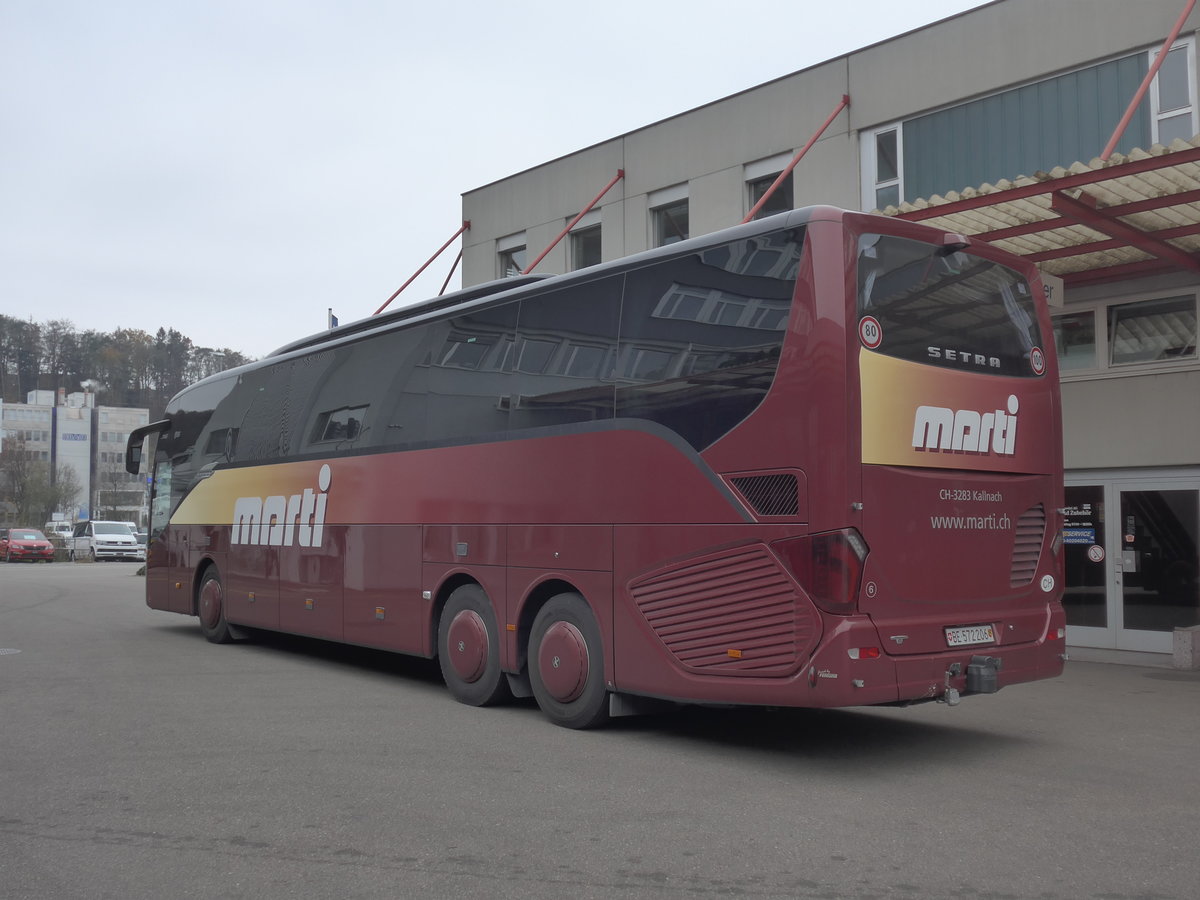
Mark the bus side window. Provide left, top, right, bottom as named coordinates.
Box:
left=425, top=302, right=519, bottom=444
left=508, top=276, right=621, bottom=432
left=616, top=234, right=800, bottom=449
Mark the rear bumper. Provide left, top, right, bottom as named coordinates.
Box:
left=889, top=640, right=1066, bottom=703
left=801, top=609, right=1066, bottom=707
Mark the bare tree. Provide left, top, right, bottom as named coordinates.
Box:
left=52, top=464, right=83, bottom=521
left=94, top=464, right=142, bottom=523
left=0, top=436, right=54, bottom=524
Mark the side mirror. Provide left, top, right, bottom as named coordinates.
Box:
left=125, top=420, right=169, bottom=474
left=125, top=443, right=142, bottom=474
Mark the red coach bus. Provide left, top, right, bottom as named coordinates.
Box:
left=127, top=206, right=1066, bottom=728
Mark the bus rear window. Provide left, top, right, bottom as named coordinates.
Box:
left=857, top=234, right=1042, bottom=377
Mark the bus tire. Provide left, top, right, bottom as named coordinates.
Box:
left=528, top=593, right=609, bottom=729
left=437, top=584, right=512, bottom=707
left=197, top=567, right=233, bottom=644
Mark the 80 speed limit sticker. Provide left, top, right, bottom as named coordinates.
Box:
left=859, top=316, right=883, bottom=349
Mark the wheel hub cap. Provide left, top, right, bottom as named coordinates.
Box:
left=538, top=621, right=588, bottom=703
left=199, top=579, right=223, bottom=629
left=447, top=610, right=488, bottom=682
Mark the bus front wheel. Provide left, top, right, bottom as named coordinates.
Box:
left=437, top=584, right=512, bottom=707
left=197, top=568, right=232, bottom=644
left=528, top=593, right=609, bottom=729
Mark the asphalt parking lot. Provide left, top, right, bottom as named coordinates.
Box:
left=2, top=561, right=1199, bottom=900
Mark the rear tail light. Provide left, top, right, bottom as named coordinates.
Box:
left=848, top=647, right=881, bottom=660
left=772, top=528, right=869, bottom=615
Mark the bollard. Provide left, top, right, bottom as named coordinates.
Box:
left=1173, top=624, right=1200, bottom=670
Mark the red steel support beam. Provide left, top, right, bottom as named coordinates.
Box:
left=1101, top=0, right=1197, bottom=160
left=973, top=186, right=1200, bottom=242
left=374, top=221, right=471, bottom=316
left=742, top=94, right=850, bottom=224
left=1026, top=221, right=1200, bottom=263
left=438, top=249, right=463, bottom=296
left=522, top=170, right=625, bottom=275
left=1050, top=189, right=1200, bottom=274
left=1063, top=258, right=1181, bottom=286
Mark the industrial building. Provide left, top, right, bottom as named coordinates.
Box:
left=0, top=391, right=150, bottom=528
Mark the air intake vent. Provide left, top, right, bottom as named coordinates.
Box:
left=729, top=473, right=800, bottom=517
left=1010, top=504, right=1046, bottom=587
left=629, top=545, right=820, bottom=674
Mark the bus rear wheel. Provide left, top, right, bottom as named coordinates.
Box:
left=197, top=568, right=232, bottom=644
left=437, top=584, right=512, bottom=707
left=528, top=593, right=609, bottom=729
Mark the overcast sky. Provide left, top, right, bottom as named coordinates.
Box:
left=2, top=0, right=985, bottom=360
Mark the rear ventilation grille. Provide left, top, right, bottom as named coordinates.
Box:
left=1010, top=504, right=1046, bottom=587
left=629, top=545, right=819, bottom=674
left=729, top=473, right=800, bottom=517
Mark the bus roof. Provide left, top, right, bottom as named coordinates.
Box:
left=265, top=207, right=823, bottom=360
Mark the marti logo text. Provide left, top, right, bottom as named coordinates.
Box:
left=232, top=464, right=332, bottom=547
left=912, top=396, right=1019, bottom=456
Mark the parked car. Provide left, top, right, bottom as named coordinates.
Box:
left=69, top=520, right=145, bottom=562
left=2, top=527, right=56, bottom=563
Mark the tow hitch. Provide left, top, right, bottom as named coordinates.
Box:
left=940, top=655, right=1003, bottom=706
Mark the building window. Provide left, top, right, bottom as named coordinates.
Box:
left=1152, top=40, right=1197, bottom=144
left=571, top=226, right=601, bottom=269
left=648, top=184, right=689, bottom=247
left=872, top=130, right=901, bottom=209
left=1052, top=310, right=1097, bottom=371
left=570, top=213, right=602, bottom=270
left=1109, top=295, right=1197, bottom=366
left=652, top=200, right=689, bottom=247
left=497, top=232, right=526, bottom=278
left=1053, top=294, right=1198, bottom=377
left=747, top=171, right=794, bottom=219
left=499, top=246, right=526, bottom=278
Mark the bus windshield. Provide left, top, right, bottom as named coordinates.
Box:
left=857, top=233, right=1042, bottom=377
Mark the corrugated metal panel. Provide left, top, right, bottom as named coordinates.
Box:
left=887, top=138, right=1200, bottom=285
left=904, top=53, right=1149, bottom=202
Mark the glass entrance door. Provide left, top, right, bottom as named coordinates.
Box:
left=1117, top=488, right=1199, bottom=647
left=1063, top=473, right=1200, bottom=653
left=1062, top=484, right=1108, bottom=631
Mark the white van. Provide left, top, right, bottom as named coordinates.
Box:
left=70, top=520, right=145, bottom=562
left=43, top=521, right=75, bottom=542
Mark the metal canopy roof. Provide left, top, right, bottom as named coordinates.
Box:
left=885, top=138, right=1200, bottom=286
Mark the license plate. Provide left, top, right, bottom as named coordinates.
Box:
left=945, top=624, right=995, bottom=647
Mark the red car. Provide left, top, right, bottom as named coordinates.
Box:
left=1, top=528, right=56, bottom=563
